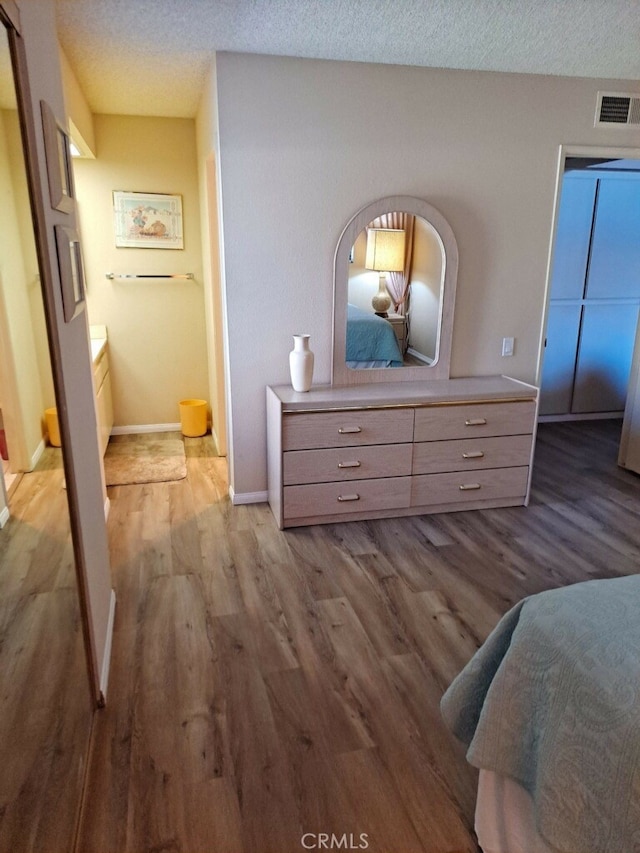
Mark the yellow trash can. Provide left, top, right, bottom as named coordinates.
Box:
left=45, top=407, right=61, bottom=447
left=179, top=399, right=208, bottom=437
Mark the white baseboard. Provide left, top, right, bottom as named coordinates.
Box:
left=30, top=439, right=45, bottom=471
left=538, top=412, right=623, bottom=423
left=99, top=589, right=116, bottom=701
left=111, top=422, right=182, bottom=435
left=0, top=505, right=9, bottom=528
left=229, top=486, right=268, bottom=505
left=210, top=427, right=226, bottom=457
left=406, top=347, right=433, bottom=365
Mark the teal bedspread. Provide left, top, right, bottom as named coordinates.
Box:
left=441, top=575, right=640, bottom=853
left=346, top=303, right=403, bottom=366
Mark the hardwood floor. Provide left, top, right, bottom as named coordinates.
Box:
left=77, top=420, right=640, bottom=853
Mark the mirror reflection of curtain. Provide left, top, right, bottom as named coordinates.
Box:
left=368, top=212, right=415, bottom=313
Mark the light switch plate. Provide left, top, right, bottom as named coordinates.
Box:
left=502, top=337, right=515, bottom=357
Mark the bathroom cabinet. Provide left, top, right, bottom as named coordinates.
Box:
left=91, top=334, right=113, bottom=457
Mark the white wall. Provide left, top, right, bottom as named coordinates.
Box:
left=214, top=52, right=640, bottom=498
left=73, top=114, right=209, bottom=428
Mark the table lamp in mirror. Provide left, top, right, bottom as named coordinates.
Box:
left=365, top=227, right=406, bottom=317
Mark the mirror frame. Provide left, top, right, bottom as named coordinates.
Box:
left=2, top=0, right=103, bottom=702
left=332, top=195, right=458, bottom=386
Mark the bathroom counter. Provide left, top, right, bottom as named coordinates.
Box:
left=90, top=336, right=107, bottom=363
left=89, top=324, right=108, bottom=364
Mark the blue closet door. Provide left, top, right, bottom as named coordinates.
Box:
left=572, top=303, right=640, bottom=413
left=587, top=180, right=640, bottom=299
left=539, top=304, right=582, bottom=415
left=549, top=177, right=597, bottom=300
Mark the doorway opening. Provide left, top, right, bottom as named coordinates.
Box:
left=539, top=145, right=640, bottom=424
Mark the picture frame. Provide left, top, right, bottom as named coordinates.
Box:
left=40, top=100, right=75, bottom=214
left=113, top=190, right=184, bottom=249
left=54, top=224, right=85, bottom=323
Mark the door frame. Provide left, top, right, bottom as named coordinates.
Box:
left=536, top=144, right=640, bottom=401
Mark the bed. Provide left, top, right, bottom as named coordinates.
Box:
left=440, top=574, right=640, bottom=853
left=346, top=302, right=403, bottom=368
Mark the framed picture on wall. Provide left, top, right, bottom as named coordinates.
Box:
left=40, top=100, right=75, bottom=214
left=113, top=191, right=184, bottom=249
left=54, top=224, right=86, bottom=323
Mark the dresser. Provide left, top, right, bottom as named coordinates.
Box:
left=267, top=377, right=538, bottom=528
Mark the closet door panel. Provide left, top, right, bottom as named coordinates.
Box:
left=549, top=177, right=597, bottom=300
left=539, top=304, right=582, bottom=415
left=572, top=303, right=639, bottom=413
left=587, top=180, right=640, bottom=299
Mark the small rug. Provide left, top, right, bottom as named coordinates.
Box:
left=104, top=439, right=187, bottom=486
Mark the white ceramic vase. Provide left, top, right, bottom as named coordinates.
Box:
left=289, top=334, right=314, bottom=392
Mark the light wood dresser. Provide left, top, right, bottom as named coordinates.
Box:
left=267, top=376, right=538, bottom=528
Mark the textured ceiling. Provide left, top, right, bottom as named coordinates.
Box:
left=55, top=0, right=640, bottom=118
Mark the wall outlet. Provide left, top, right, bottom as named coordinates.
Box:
left=501, top=336, right=515, bottom=357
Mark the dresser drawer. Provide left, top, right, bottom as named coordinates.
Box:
left=284, top=443, right=413, bottom=485
left=411, top=466, right=529, bottom=507
left=412, top=434, right=532, bottom=475
left=414, top=401, right=535, bottom=442
left=284, top=476, right=411, bottom=520
left=283, top=408, right=414, bottom=451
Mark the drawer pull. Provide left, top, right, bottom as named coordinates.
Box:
left=465, top=418, right=487, bottom=426
left=462, top=451, right=485, bottom=459
left=338, top=426, right=362, bottom=434
left=338, top=461, right=361, bottom=469
left=459, top=483, right=481, bottom=491
left=337, top=494, right=360, bottom=502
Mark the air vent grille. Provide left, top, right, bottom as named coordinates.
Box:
left=596, top=92, right=640, bottom=127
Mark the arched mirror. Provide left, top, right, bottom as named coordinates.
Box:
left=0, top=8, right=93, bottom=850
left=332, top=196, right=458, bottom=386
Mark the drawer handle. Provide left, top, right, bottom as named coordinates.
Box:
left=459, top=483, right=481, bottom=491
left=462, top=451, right=485, bottom=459
left=338, top=426, right=362, bottom=434
left=465, top=418, right=487, bottom=426
left=337, top=494, right=360, bottom=502
left=338, top=461, right=361, bottom=469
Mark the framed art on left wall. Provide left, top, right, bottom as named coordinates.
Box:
left=54, top=224, right=86, bottom=323
left=40, top=100, right=75, bottom=214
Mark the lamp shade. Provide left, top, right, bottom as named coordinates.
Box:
left=365, top=228, right=406, bottom=272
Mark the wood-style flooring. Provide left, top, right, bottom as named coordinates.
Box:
left=77, top=420, right=640, bottom=853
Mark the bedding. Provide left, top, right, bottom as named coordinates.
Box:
left=346, top=303, right=403, bottom=367
left=440, top=574, right=640, bottom=853
left=475, top=770, right=555, bottom=853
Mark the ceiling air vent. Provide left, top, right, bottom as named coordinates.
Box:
left=595, top=92, right=640, bottom=127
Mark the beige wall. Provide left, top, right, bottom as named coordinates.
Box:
left=73, top=114, right=209, bottom=428
left=409, top=217, right=442, bottom=362
left=214, top=52, right=640, bottom=498
left=195, top=61, right=228, bottom=456
left=59, top=45, right=95, bottom=157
